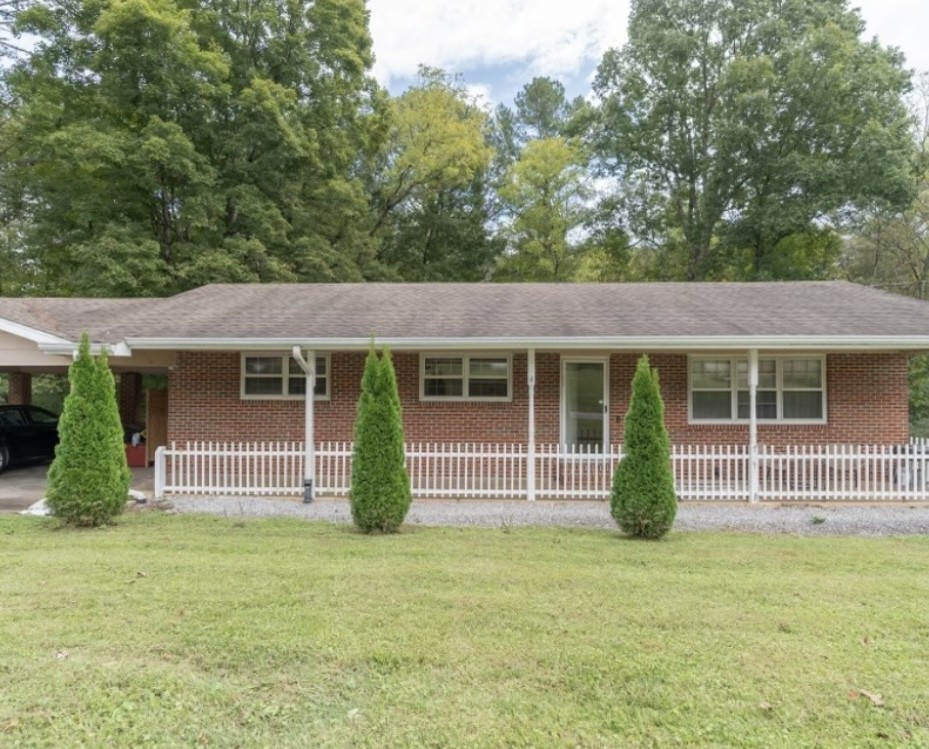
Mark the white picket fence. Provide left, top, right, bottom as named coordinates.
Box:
left=154, top=440, right=929, bottom=502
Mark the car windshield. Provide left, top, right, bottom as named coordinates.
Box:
left=26, top=408, right=58, bottom=424
left=0, top=409, right=27, bottom=427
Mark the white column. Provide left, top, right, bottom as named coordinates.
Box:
left=527, top=348, right=536, bottom=502
left=748, top=348, right=759, bottom=504
left=291, top=347, right=316, bottom=503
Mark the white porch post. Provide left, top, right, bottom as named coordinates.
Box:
left=291, top=347, right=316, bottom=503
left=748, top=348, right=759, bottom=504
left=527, top=348, right=536, bottom=502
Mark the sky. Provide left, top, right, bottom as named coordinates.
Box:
left=368, top=0, right=929, bottom=105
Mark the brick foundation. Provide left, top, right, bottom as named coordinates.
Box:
left=167, top=351, right=910, bottom=447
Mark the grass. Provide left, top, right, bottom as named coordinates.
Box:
left=1, top=512, right=929, bottom=748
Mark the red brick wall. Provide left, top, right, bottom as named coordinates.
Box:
left=167, top=351, right=910, bottom=447
left=608, top=353, right=909, bottom=446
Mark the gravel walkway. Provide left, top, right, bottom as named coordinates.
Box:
left=169, top=496, right=929, bottom=536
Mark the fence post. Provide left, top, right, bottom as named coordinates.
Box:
left=527, top=348, right=536, bottom=502
left=154, top=445, right=166, bottom=499
left=748, top=349, right=759, bottom=503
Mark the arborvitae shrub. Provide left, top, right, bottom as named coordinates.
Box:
left=611, top=354, right=677, bottom=539
left=350, top=346, right=411, bottom=533
left=46, top=334, right=131, bottom=526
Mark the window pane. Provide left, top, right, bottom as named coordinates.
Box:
left=314, top=376, right=327, bottom=397
left=288, top=375, right=328, bottom=397
left=424, top=378, right=463, bottom=397
left=245, top=357, right=282, bottom=375
left=288, top=355, right=328, bottom=376
left=736, top=359, right=776, bottom=389
left=468, top=379, right=508, bottom=398
left=469, top=358, right=508, bottom=378
left=424, top=357, right=462, bottom=377
left=245, top=377, right=283, bottom=395
left=692, top=360, right=730, bottom=389
left=783, top=359, right=822, bottom=389
left=737, top=390, right=777, bottom=419
left=784, top=391, right=823, bottom=419
left=692, top=391, right=732, bottom=419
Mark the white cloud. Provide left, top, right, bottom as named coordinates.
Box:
left=855, top=0, right=929, bottom=72
left=368, top=1, right=929, bottom=103
left=368, top=0, right=629, bottom=87
left=464, top=82, right=495, bottom=109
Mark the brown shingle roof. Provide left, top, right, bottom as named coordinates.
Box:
left=2, top=282, right=929, bottom=345
left=125, top=281, right=929, bottom=341
left=0, top=297, right=152, bottom=342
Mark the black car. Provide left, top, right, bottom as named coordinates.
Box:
left=0, top=405, right=59, bottom=472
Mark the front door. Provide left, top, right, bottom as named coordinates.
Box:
left=561, top=359, right=609, bottom=451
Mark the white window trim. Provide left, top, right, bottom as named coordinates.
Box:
left=240, top=352, right=330, bottom=401
left=688, top=354, right=827, bottom=425
left=419, top=352, right=513, bottom=402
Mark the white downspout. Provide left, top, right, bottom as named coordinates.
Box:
left=291, top=346, right=316, bottom=503
left=527, top=348, right=536, bottom=502
left=748, top=348, right=759, bottom=504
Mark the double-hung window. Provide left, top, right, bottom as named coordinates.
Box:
left=690, top=356, right=825, bottom=422
left=241, top=353, right=329, bottom=400
left=421, top=354, right=511, bottom=401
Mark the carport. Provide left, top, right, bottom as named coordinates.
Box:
left=0, top=299, right=174, bottom=481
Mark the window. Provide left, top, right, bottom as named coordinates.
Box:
left=241, top=353, right=329, bottom=400
left=421, top=354, right=511, bottom=401
left=689, top=356, right=825, bottom=422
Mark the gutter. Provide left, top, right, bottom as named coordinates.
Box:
left=118, top=335, right=929, bottom=353
left=39, top=342, right=133, bottom=357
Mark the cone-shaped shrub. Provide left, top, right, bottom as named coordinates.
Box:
left=46, top=334, right=131, bottom=526
left=611, top=355, right=677, bottom=539
left=350, top=345, right=411, bottom=533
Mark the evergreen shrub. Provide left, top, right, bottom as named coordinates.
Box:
left=46, top=334, right=131, bottom=526
left=611, top=355, right=677, bottom=539
left=350, top=346, right=411, bottom=533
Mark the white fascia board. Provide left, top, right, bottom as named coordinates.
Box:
left=124, top=335, right=929, bottom=352
left=0, top=318, right=72, bottom=347
left=38, top=341, right=133, bottom=357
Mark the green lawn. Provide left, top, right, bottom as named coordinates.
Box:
left=1, top=513, right=928, bottom=748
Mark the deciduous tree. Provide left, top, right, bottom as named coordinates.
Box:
left=593, top=0, right=915, bottom=280
left=496, top=137, right=591, bottom=280
left=371, top=68, right=498, bottom=280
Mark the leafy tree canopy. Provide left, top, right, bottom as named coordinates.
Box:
left=2, top=0, right=383, bottom=295
left=371, top=67, right=500, bottom=281
left=593, top=0, right=915, bottom=280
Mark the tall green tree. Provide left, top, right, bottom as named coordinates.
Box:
left=46, top=334, right=131, bottom=527
left=495, top=137, right=591, bottom=280
left=514, top=77, right=576, bottom=141
left=611, top=355, right=677, bottom=540
left=350, top=345, right=410, bottom=533
left=370, top=68, right=499, bottom=280
left=592, top=0, right=915, bottom=280
left=3, top=0, right=382, bottom=295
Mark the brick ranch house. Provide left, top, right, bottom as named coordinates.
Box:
left=2, top=281, right=929, bottom=501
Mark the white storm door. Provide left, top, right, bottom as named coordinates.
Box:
left=561, top=358, right=609, bottom=452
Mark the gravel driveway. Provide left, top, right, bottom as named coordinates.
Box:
left=169, top=496, right=929, bottom=536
